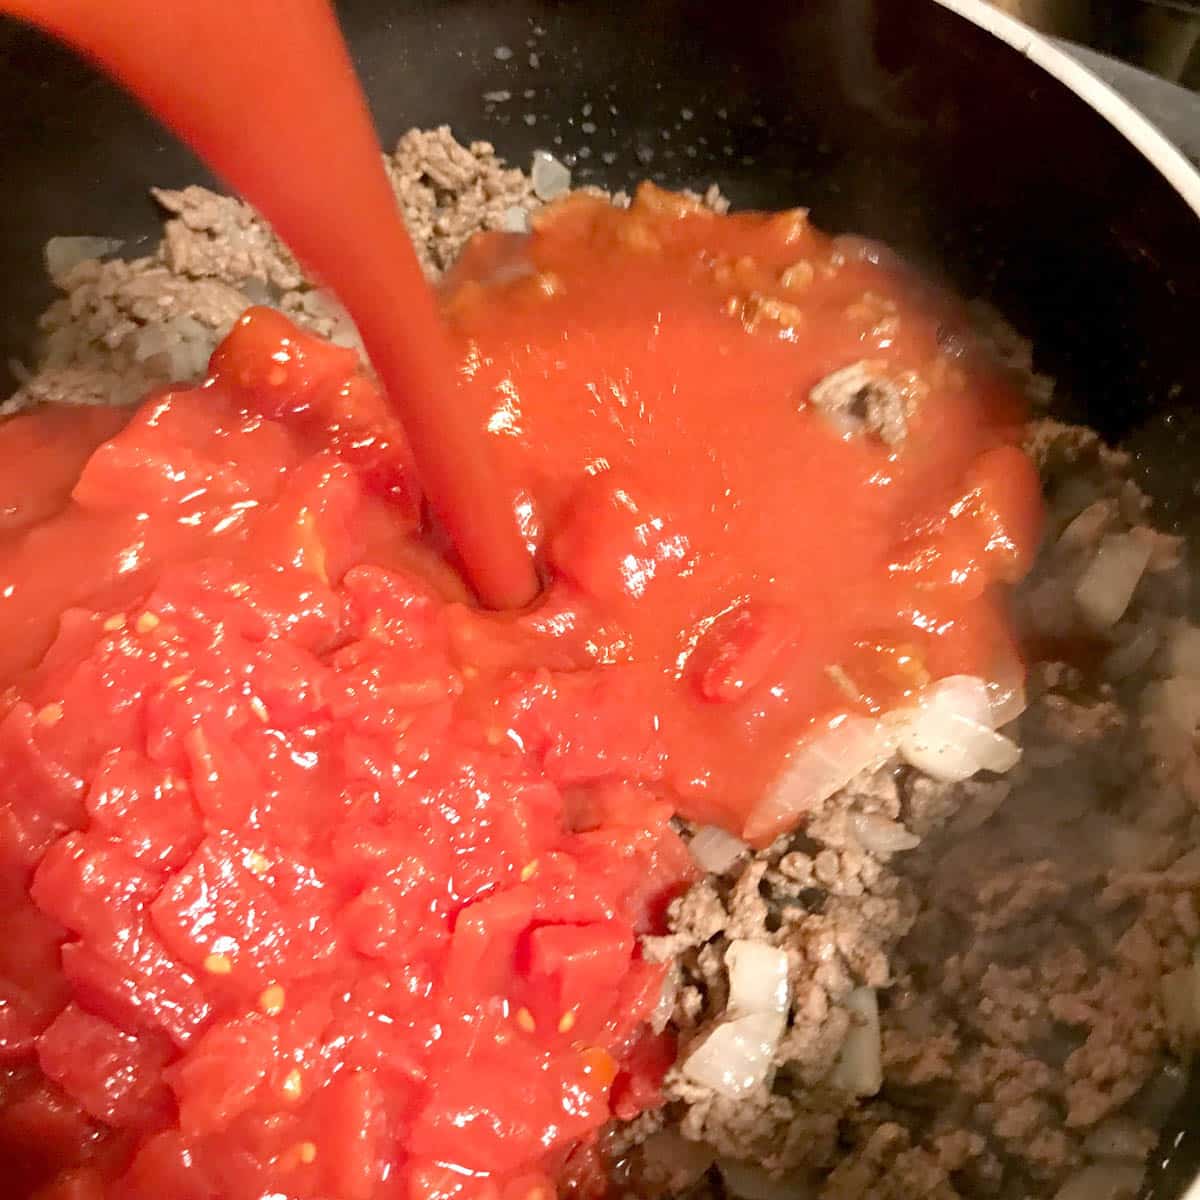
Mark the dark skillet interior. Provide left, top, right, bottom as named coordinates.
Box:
left=1, top=0, right=1199, bottom=1194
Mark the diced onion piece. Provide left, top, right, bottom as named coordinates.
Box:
left=650, top=967, right=678, bottom=1034
left=1051, top=1163, right=1144, bottom=1200
left=828, top=987, right=882, bottom=1097
left=1074, top=530, right=1154, bottom=630
left=985, top=656, right=1027, bottom=727
left=44, top=235, right=123, bottom=280
left=1057, top=498, right=1115, bottom=551
left=851, top=812, right=919, bottom=856
left=923, top=674, right=994, bottom=727
left=726, top=941, right=789, bottom=1018
left=745, top=715, right=897, bottom=840
left=682, top=1011, right=785, bottom=1099
left=531, top=150, right=571, bottom=200
left=500, top=205, right=529, bottom=233
left=690, top=825, right=749, bottom=875
left=898, top=708, right=1019, bottom=782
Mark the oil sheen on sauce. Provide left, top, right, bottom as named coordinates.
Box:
left=0, top=188, right=1041, bottom=1198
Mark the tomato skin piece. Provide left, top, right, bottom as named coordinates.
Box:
left=608, top=1030, right=676, bottom=1122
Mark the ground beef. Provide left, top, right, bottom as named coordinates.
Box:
left=807, top=360, right=918, bottom=446
left=4, top=129, right=543, bottom=413
left=5, top=129, right=1197, bottom=1200
left=623, top=420, right=1198, bottom=1199
left=387, top=125, right=537, bottom=276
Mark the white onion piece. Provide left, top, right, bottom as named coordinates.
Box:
left=828, top=987, right=882, bottom=1096
left=689, top=825, right=749, bottom=875
left=500, top=205, right=529, bottom=233
left=851, top=812, right=919, bottom=856
left=44, top=235, right=123, bottom=280
left=726, top=941, right=789, bottom=1018
left=1057, top=498, right=1115, bottom=551
left=531, top=150, right=571, bottom=200
left=1074, top=530, right=1154, bottom=630
left=985, top=658, right=1027, bottom=727
left=682, top=1011, right=785, bottom=1099
left=745, top=715, right=897, bottom=840
left=650, top=968, right=678, bottom=1034
left=898, top=708, right=1019, bottom=782
left=1052, top=1163, right=1144, bottom=1200
left=958, top=719, right=1021, bottom=774
left=923, top=674, right=994, bottom=727
left=1164, top=623, right=1200, bottom=678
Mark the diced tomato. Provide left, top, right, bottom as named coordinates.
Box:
left=31, top=835, right=160, bottom=947
left=443, top=886, right=535, bottom=1000
left=409, top=1049, right=587, bottom=1176
left=114, top=1129, right=220, bottom=1200
left=36, top=1005, right=172, bottom=1130
left=0, top=1080, right=98, bottom=1184
left=60, top=936, right=211, bottom=1049
left=169, top=1015, right=277, bottom=1136
left=312, top=1069, right=388, bottom=1200
left=30, top=1165, right=110, bottom=1200
left=608, top=1030, right=675, bottom=1122
left=83, top=751, right=201, bottom=874
left=525, top=922, right=632, bottom=1040
left=150, top=833, right=341, bottom=987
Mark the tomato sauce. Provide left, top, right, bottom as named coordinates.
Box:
left=3, top=0, right=538, bottom=609
left=0, top=190, right=1039, bottom=1199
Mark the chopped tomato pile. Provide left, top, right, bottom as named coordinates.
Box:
left=0, top=187, right=1039, bottom=1199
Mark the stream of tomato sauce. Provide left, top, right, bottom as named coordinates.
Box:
left=2, top=0, right=538, bottom=608
left=0, top=188, right=1041, bottom=1199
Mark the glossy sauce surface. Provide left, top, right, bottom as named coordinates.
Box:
left=447, top=190, right=1040, bottom=836
left=0, top=191, right=1040, bottom=1198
